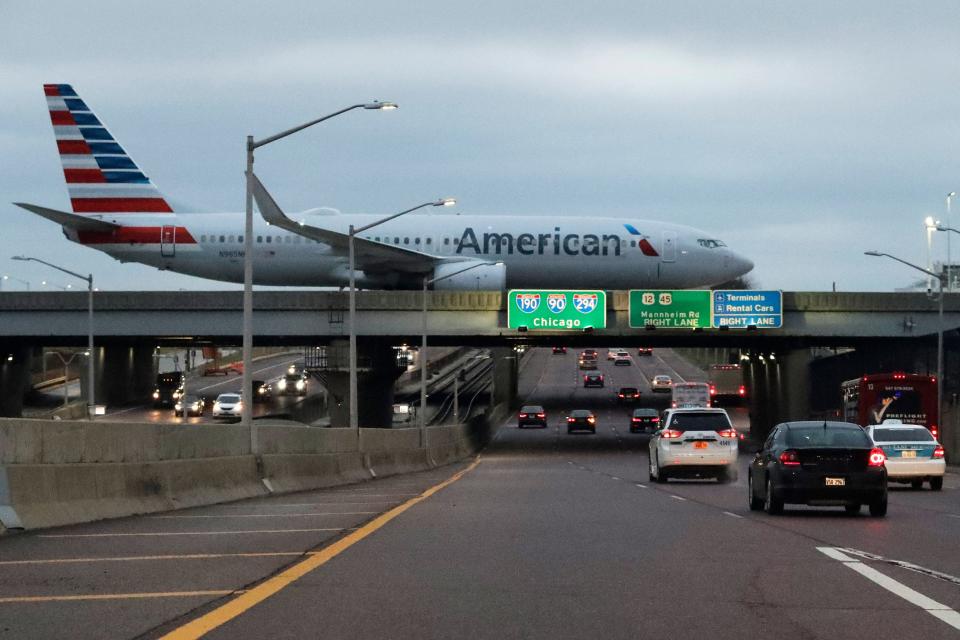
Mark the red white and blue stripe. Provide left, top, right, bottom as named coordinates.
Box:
left=44, top=84, right=173, bottom=214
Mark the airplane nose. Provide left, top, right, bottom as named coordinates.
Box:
left=726, top=251, right=753, bottom=278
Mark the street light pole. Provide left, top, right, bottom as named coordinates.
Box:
left=243, top=100, right=396, bottom=456
left=948, top=193, right=956, bottom=291
left=419, top=261, right=498, bottom=448
left=865, top=250, right=945, bottom=440
left=348, top=198, right=456, bottom=445
left=12, top=256, right=94, bottom=418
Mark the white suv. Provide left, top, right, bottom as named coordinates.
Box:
left=648, top=407, right=739, bottom=483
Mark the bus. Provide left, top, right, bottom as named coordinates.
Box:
left=841, top=373, right=938, bottom=439
left=708, top=364, right=746, bottom=404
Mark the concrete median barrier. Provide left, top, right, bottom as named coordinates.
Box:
left=0, top=411, right=501, bottom=531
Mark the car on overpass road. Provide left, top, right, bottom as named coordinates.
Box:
left=748, top=421, right=888, bottom=517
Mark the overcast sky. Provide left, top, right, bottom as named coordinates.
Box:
left=2, top=1, right=960, bottom=291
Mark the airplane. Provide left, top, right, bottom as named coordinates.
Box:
left=15, top=84, right=754, bottom=291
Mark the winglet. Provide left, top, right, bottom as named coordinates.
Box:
left=250, top=173, right=293, bottom=229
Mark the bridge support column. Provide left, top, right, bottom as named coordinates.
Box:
left=323, top=340, right=400, bottom=429
left=745, top=348, right=812, bottom=442
left=491, top=347, right=518, bottom=410
left=83, top=344, right=156, bottom=407
left=0, top=346, right=32, bottom=417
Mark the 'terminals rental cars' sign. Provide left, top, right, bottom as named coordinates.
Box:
left=508, top=290, right=607, bottom=330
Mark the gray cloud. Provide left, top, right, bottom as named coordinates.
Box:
left=2, top=2, right=960, bottom=290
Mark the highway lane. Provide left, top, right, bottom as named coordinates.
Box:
left=2, top=347, right=959, bottom=638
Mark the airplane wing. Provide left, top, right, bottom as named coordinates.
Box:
left=13, top=203, right=121, bottom=233
left=250, top=173, right=441, bottom=273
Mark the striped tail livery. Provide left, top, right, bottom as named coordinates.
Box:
left=44, top=83, right=173, bottom=214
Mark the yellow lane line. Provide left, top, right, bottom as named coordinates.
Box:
left=0, top=590, right=245, bottom=604
left=39, top=528, right=349, bottom=539
left=0, top=552, right=319, bottom=566
left=160, top=459, right=481, bottom=640
left=150, top=512, right=378, bottom=519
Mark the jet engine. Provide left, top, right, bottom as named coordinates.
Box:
left=431, top=261, right=506, bottom=290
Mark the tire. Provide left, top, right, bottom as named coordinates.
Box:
left=748, top=473, right=764, bottom=511
left=845, top=503, right=861, bottom=515
left=764, top=478, right=783, bottom=515
left=869, top=495, right=888, bottom=517
left=652, top=454, right=668, bottom=484
left=930, top=476, right=944, bottom=491
left=648, top=458, right=657, bottom=482
left=590, top=428, right=596, bottom=434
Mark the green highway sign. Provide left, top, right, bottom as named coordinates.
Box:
left=508, top=290, right=607, bottom=331
left=629, top=290, right=711, bottom=329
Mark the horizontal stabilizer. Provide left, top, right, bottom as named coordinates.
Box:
left=14, top=202, right=121, bottom=232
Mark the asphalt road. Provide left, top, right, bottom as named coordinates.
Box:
left=2, top=348, right=959, bottom=638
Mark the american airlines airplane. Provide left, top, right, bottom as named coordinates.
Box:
left=16, top=84, right=753, bottom=290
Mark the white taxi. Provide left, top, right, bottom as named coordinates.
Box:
left=648, top=407, right=738, bottom=483
left=866, top=421, right=945, bottom=491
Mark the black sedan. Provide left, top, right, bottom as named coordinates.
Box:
left=748, top=421, right=888, bottom=517
left=518, top=405, right=547, bottom=428
left=567, top=410, right=596, bottom=434
left=629, top=408, right=659, bottom=433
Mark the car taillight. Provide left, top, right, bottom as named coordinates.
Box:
left=632, top=418, right=641, bottom=422
left=709, top=386, right=716, bottom=395
left=584, top=376, right=588, bottom=381
left=739, top=386, right=746, bottom=396
left=519, top=413, right=527, bottom=418
left=661, top=429, right=682, bottom=439
left=652, top=417, right=659, bottom=423
left=536, top=413, right=545, bottom=418
left=779, top=450, right=801, bottom=466
left=587, top=417, right=595, bottom=423
left=618, top=394, right=624, bottom=398
left=933, top=445, right=945, bottom=459
left=931, top=426, right=939, bottom=439
left=868, top=448, right=886, bottom=467
left=717, top=428, right=737, bottom=438
left=567, top=417, right=575, bottom=423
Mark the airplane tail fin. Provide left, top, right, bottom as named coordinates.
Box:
left=43, top=84, right=174, bottom=214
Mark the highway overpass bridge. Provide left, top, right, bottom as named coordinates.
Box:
left=1, top=290, right=957, bottom=435
left=0, top=290, right=957, bottom=346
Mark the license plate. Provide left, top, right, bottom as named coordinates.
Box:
left=901, top=450, right=917, bottom=458
left=693, top=441, right=708, bottom=449
left=825, top=477, right=845, bottom=487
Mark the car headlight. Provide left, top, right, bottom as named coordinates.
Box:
left=278, top=379, right=287, bottom=390
left=175, top=402, right=182, bottom=410
left=213, top=402, right=220, bottom=409
left=173, top=391, right=181, bottom=399
left=296, top=380, right=305, bottom=390
left=153, top=391, right=159, bottom=399
left=258, top=386, right=266, bottom=395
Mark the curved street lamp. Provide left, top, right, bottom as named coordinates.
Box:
left=243, top=100, right=397, bottom=454
left=12, top=256, right=94, bottom=419
left=419, top=260, right=499, bottom=448
left=865, top=250, right=944, bottom=440
left=348, top=197, right=456, bottom=442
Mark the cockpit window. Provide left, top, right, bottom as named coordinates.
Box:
left=697, top=239, right=727, bottom=248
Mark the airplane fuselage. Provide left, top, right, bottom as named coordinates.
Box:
left=66, top=212, right=752, bottom=290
